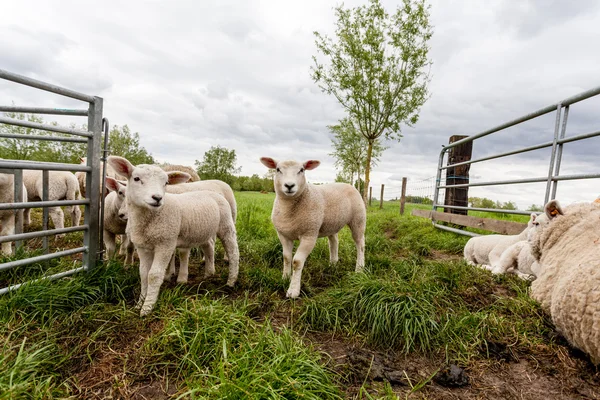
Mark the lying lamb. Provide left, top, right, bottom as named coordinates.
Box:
left=0, top=172, right=27, bottom=255
left=528, top=200, right=600, bottom=364
left=463, top=213, right=537, bottom=269
left=23, top=170, right=81, bottom=232
left=108, top=156, right=239, bottom=316
left=490, top=240, right=540, bottom=280
left=103, top=177, right=134, bottom=265
left=260, top=157, right=366, bottom=299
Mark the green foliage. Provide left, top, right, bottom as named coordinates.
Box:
left=312, top=0, right=434, bottom=199
left=329, top=117, right=385, bottom=186
left=104, top=124, right=154, bottom=165
left=195, top=145, right=241, bottom=185
left=527, top=204, right=543, bottom=212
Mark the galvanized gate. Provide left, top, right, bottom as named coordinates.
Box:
left=0, top=69, right=104, bottom=294
left=431, top=86, right=600, bottom=237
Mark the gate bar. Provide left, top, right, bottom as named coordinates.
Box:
left=0, top=267, right=87, bottom=296
left=0, top=226, right=88, bottom=244
left=0, top=247, right=87, bottom=272
left=0, top=160, right=90, bottom=172
left=0, top=116, right=92, bottom=138
left=0, top=69, right=96, bottom=103
left=0, top=106, right=88, bottom=116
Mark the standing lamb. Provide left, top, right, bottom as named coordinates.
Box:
left=528, top=200, right=600, bottom=364
left=260, top=157, right=366, bottom=299
left=0, top=172, right=27, bottom=255
left=463, top=213, right=537, bottom=269
left=103, top=177, right=134, bottom=265
left=107, top=156, right=239, bottom=316
left=75, top=156, right=126, bottom=198
left=23, top=170, right=81, bottom=231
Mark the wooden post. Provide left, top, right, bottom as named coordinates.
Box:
left=379, top=184, right=385, bottom=209
left=400, top=177, right=407, bottom=215
left=444, top=135, right=472, bottom=215
left=369, top=186, right=372, bottom=206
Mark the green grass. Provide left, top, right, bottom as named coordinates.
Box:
left=0, top=191, right=570, bottom=398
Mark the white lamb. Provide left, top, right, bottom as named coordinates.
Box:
left=0, top=172, right=27, bottom=255
left=159, top=164, right=201, bottom=182
left=463, top=213, right=537, bottom=269
left=260, top=157, right=366, bottom=299
left=107, top=156, right=239, bottom=316
left=528, top=200, right=600, bottom=364
left=103, top=177, right=134, bottom=265
left=75, top=156, right=125, bottom=198
left=23, top=170, right=81, bottom=232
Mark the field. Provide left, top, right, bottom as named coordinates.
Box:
left=0, top=192, right=599, bottom=399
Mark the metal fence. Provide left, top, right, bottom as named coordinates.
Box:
left=0, top=69, right=104, bottom=294
left=431, top=86, right=600, bottom=237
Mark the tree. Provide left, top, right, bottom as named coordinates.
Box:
left=312, top=0, right=433, bottom=202
left=105, top=125, right=154, bottom=165
left=527, top=204, right=543, bottom=212
left=329, top=117, right=385, bottom=187
left=195, top=145, right=241, bottom=185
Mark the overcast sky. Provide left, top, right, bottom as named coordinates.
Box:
left=1, top=0, right=600, bottom=209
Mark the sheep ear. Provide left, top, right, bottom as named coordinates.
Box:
left=544, top=200, right=564, bottom=219
left=107, top=156, right=134, bottom=179
left=167, top=171, right=191, bottom=185
left=260, top=157, right=277, bottom=169
left=530, top=213, right=537, bottom=222
left=105, top=177, right=119, bottom=192
left=79, top=157, right=85, bottom=164
left=303, top=160, right=320, bottom=170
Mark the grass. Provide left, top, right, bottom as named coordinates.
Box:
left=0, top=191, right=587, bottom=398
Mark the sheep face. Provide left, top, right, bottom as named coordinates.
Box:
left=528, top=200, right=563, bottom=260
left=106, top=177, right=128, bottom=221
left=260, top=157, right=320, bottom=198
left=107, top=156, right=190, bottom=211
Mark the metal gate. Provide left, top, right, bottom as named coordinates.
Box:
left=431, top=86, right=600, bottom=237
left=0, top=69, right=103, bottom=294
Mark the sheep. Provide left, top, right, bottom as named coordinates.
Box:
left=103, top=177, right=134, bottom=265
left=463, top=213, right=537, bottom=269
left=260, top=157, right=366, bottom=299
left=107, top=156, right=239, bottom=316
left=0, top=172, right=27, bottom=255
left=528, top=200, right=600, bottom=364
left=75, top=156, right=126, bottom=198
left=490, top=240, right=540, bottom=280
left=22, top=170, right=81, bottom=232
left=159, top=164, right=201, bottom=182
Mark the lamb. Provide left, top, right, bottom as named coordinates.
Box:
left=260, top=157, right=366, bottom=299
left=159, top=164, right=201, bottom=182
left=103, top=177, right=134, bottom=265
left=75, top=157, right=125, bottom=198
left=0, top=172, right=27, bottom=255
left=107, top=156, right=239, bottom=316
left=490, top=240, right=540, bottom=280
left=22, top=170, right=81, bottom=231
left=528, top=200, right=600, bottom=364
left=463, top=213, right=537, bottom=269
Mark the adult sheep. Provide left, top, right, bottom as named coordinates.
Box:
left=23, top=170, right=81, bottom=232
left=0, top=172, right=27, bottom=255
left=463, top=213, right=537, bottom=269
left=107, top=156, right=239, bottom=316
left=260, top=157, right=366, bottom=299
left=160, top=164, right=201, bottom=182
left=528, top=200, right=600, bottom=364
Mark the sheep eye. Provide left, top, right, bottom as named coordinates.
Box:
left=134, top=177, right=140, bottom=182
left=118, top=191, right=123, bottom=196
left=276, top=168, right=281, bottom=173
left=299, top=168, right=304, bottom=174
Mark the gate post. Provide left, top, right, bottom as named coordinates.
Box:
left=444, top=135, right=472, bottom=215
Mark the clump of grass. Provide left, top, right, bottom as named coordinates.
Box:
left=146, top=296, right=342, bottom=399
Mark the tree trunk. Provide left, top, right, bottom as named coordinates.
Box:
left=363, top=141, right=373, bottom=205
left=350, top=171, right=354, bottom=187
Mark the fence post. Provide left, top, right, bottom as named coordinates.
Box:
left=443, top=135, right=472, bottom=215
left=400, top=177, right=407, bottom=215
left=369, top=186, right=372, bottom=206
left=379, top=184, right=385, bottom=209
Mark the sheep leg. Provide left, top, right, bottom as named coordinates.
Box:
left=176, top=248, right=192, bottom=283
left=165, top=252, right=177, bottom=282
left=287, top=236, right=317, bottom=299
left=118, top=234, right=128, bottom=255
left=69, top=205, right=81, bottom=227
left=124, top=236, right=135, bottom=266
left=48, top=206, right=65, bottom=238
left=328, top=234, right=339, bottom=264
left=140, top=247, right=173, bottom=316
left=277, top=232, right=294, bottom=280
left=136, top=247, right=154, bottom=309
left=1, top=213, right=15, bottom=255
left=103, top=230, right=116, bottom=260
left=23, top=208, right=31, bottom=227
left=201, top=242, right=215, bottom=279
left=219, top=230, right=239, bottom=287
left=351, top=224, right=366, bottom=272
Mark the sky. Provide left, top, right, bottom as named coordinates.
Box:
left=1, top=0, right=600, bottom=209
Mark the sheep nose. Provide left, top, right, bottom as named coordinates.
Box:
left=284, top=183, right=295, bottom=191
left=119, top=213, right=127, bottom=220
left=152, top=195, right=163, bottom=203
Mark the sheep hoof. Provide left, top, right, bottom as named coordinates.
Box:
left=139, top=307, right=152, bottom=317
left=176, top=278, right=188, bottom=284
left=226, top=279, right=236, bottom=287
left=286, top=288, right=300, bottom=299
